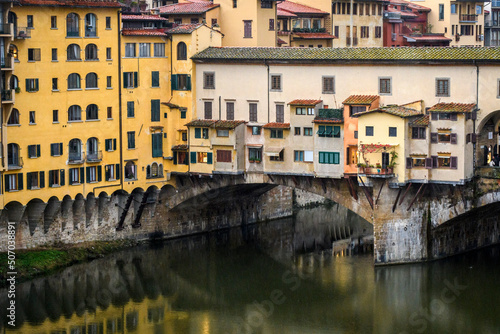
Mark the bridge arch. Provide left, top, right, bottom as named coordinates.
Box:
left=477, top=109, right=500, bottom=166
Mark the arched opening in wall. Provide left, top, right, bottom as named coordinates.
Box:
left=4, top=201, right=24, bottom=224
left=8, top=12, right=17, bottom=37
left=125, top=161, right=137, bottom=180
left=98, top=192, right=109, bottom=226
left=477, top=110, right=500, bottom=167
left=131, top=188, right=145, bottom=222
left=61, top=195, right=73, bottom=230
left=44, top=196, right=61, bottom=234
left=159, top=184, right=177, bottom=204
left=26, top=199, right=46, bottom=236
left=9, top=74, right=19, bottom=90
left=73, top=194, right=85, bottom=230
left=86, top=193, right=96, bottom=228
left=7, top=109, right=19, bottom=125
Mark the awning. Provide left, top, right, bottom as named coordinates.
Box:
left=246, top=144, right=263, bottom=148
left=264, top=147, right=284, bottom=157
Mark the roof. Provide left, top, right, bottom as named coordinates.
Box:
left=122, top=14, right=167, bottom=21
left=185, top=119, right=217, bottom=127
left=343, top=95, right=379, bottom=105
left=277, top=0, right=329, bottom=15
left=166, top=23, right=203, bottom=34
left=387, top=7, right=418, bottom=18
left=172, top=144, right=189, bottom=151
left=277, top=8, right=297, bottom=17
left=263, top=122, right=291, bottom=129
left=16, top=0, right=122, bottom=7
left=211, top=120, right=246, bottom=129
left=409, top=115, right=430, bottom=126
left=159, top=1, right=219, bottom=14
left=428, top=102, right=476, bottom=113
left=353, top=105, right=423, bottom=118
left=293, top=32, right=336, bottom=39
left=277, top=38, right=288, bottom=45
left=404, top=35, right=452, bottom=42
left=288, top=99, right=322, bottom=106
left=192, top=47, right=500, bottom=64
left=122, top=29, right=168, bottom=37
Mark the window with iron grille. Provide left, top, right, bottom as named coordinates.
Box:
left=244, top=20, right=252, bottom=38
left=270, top=74, right=282, bottom=91
left=204, top=72, right=215, bottom=89
left=322, top=76, right=335, bottom=94
left=226, top=102, right=234, bottom=120
left=379, top=77, right=391, bottom=95
left=249, top=103, right=257, bottom=122
left=436, top=78, right=450, bottom=97
left=204, top=101, right=213, bottom=119
left=276, top=105, right=284, bottom=123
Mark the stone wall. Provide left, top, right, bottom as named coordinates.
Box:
left=293, top=188, right=329, bottom=208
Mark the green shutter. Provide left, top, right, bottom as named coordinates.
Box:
left=195, top=128, right=201, bottom=138
left=186, top=75, right=191, bottom=90
left=25, top=78, right=29, bottom=91
left=86, top=167, right=91, bottom=183
left=171, top=74, right=178, bottom=90
left=325, top=126, right=333, bottom=137
left=105, top=139, right=110, bottom=151
left=173, top=152, right=178, bottom=165
left=152, top=133, right=163, bottom=158
left=27, top=172, right=32, bottom=190
left=35, top=79, right=39, bottom=91
left=123, top=72, right=128, bottom=88
left=49, top=171, right=53, bottom=187
left=18, top=173, right=23, bottom=190
left=134, top=72, right=138, bottom=87
left=59, top=143, right=63, bottom=155
left=80, top=167, right=84, bottom=184
left=207, top=152, right=213, bottom=164
left=190, top=152, right=197, bottom=164
left=113, top=139, right=117, bottom=151
left=319, top=152, right=324, bottom=164
left=151, top=100, right=160, bottom=122
left=334, top=152, right=340, bottom=164
left=4, top=175, right=9, bottom=191
left=116, top=164, right=120, bottom=180
left=51, top=143, right=55, bottom=156
left=152, top=71, right=159, bottom=87
left=317, top=126, right=325, bottom=135
left=97, top=166, right=102, bottom=182
left=333, top=126, right=340, bottom=137
left=39, top=171, right=45, bottom=188
left=60, top=169, right=65, bottom=186
left=37, top=144, right=40, bottom=157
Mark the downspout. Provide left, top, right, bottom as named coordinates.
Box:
left=265, top=60, right=270, bottom=123
left=474, top=61, right=479, bottom=170
left=117, top=10, right=124, bottom=190
left=350, top=0, right=353, bottom=47
left=219, top=95, right=221, bottom=120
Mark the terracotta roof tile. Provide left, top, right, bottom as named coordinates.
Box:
left=277, top=38, right=287, bottom=45
left=166, top=23, right=202, bottom=34
left=288, top=99, right=322, bottom=106
left=122, top=29, right=168, bottom=37
left=159, top=2, right=219, bottom=14
left=353, top=105, right=423, bottom=118
left=293, top=32, right=335, bottom=39
left=17, top=0, right=122, bottom=7
left=278, top=0, right=329, bottom=15
left=277, top=8, right=297, bottom=17
left=172, top=144, right=189, bottom=150
left=313, top=118, right=343, bottom=124
left=263, top=122, right=291, bottom=129
left=185, top=119, right=217, bottom=127
left=428, top=103, right=476, bottom=113
left=122, top=14, right=167, bottom=21
left=409, top=115, right=430, bottom=127
left=343, top=95, right=379, bottom=105
left=212, top=120, right=246, bottom=129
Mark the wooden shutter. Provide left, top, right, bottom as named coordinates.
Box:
left=51, top=143, right=55, bottom=156
left=152, top=71, right=159, bottom=87
left=35, top=79, right=39, bottom=91
left=123, top=72, right=128, bottom=88
left=207, top=152, right=213, bottom=164
left=86, top=167, right=91, bottom=183
left=171, top=74, right=178, bottom=90
left=450, top=156, right=458, bottom=169
left=451, top=133, right=457, bottom=144
left=151, top=100, right=160, bottom=122
left=133, top=72, right=138, bottom=87
left=27, top=172, right=32, bottom=190
left=450, top=113, right=458, bottom=121
left=173, top=152, right=178, bottom=165
left=60, top=169, right=65, bottom=186
left=425, top=158, right=432, bottom=169
left=432, top=156, right=438, bottom=168
left=406, top=157, right=412, bottom=169
left=97, top=166, right=102, bottom=182
left=431, top=112, right=438, bottom=121
left=346, top=147, right=350, bottom=165
left=152, top=133, right=163, bottom=158
left=36, top=144, right=40, bottom=157
left=18, top=173, right=23, bottom=190
left=4, top=175, right=9, bottom=190
left=113, top=139, right=117, bottom=150
left=115, top=164, right=120, bottom=180
left=80, top=167, right=84, bottom=184
left=195, top=128, right=201, bottom=138
left=39, top=171, right=45, bottom=188
left=466, top=133, right=471, bottom=143
left=186, top=75, right=191, bottom=90
left=105, top=165, right=110, bottom=181
left=49, top=171, right=53, bottom=187
left=190, top=152, right=197, bottom=164
left=431, top=133, right=438, bottom=143
left=59, top=143, right=63, bottom=155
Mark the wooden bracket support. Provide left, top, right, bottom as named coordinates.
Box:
left=376, top=181, right=385, bottom=205
left=407, top=183, right=426, bottom=211
left=392, top=187, right=402, bottom=213
left=399, top=182, right=412, bottom=206
left=358, top=176, right=374, bottom=210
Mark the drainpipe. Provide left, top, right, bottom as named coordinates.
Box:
left=350, top=0, right=353, bottom=47
left=219, top=96, right=221, bottom=120
left=117, top=10, right=124, bottom=190
left=474, top=61, right=479, bottom=170
left=265, top=60, right=270, bottom=123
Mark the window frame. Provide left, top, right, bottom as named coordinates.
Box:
left=379, top=77, right=392, bottom=95
left=436, top=78, right=450, bottom=97
left=322, top=76, right=335, bottom=94
left=203, top=72, right=215, bottom=89
left=270, top=74, right=282, bottom=91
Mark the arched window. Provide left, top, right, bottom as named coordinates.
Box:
left=85, top=13, right=97, bottom=37
left=7, top=143, right=20, bottom=167
left=68, top=138, right=82, bottom=162
left=85, top=73, right=98, bottom=89
left=67, top=44, right=81, bottom=60
left=7, top=109, right=20, bottom=125
left=67, top=13, right=80, bottom=37
left=68, top=105, right=82, bottom=121
left=85, top=44, right=98, bottom=60
left=8, top=12, right=17, bottom=37
left=125, top=161, right=136, bottom=180
left=86, top=104, right=98, bottom=120
left=68, top=73, right=81, bottom=89
left=146, top=165, right=151, bottom=178
left=151, top=162, right=159, bottom=177
left=177, top=42, right=187, bottom=60
left=158, top=163, right=163, bottom=176
left=10, top=75, right=19, bottom=90
left=86, top=137, right=98, bottom=161
left=8, top=44, right=18, bottom=60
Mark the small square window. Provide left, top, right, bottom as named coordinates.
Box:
left=270, top=74, right=281, bottom=91
left=304, top=127, right=313, bottom=136
left=51, top=16, right=57, bottom=29
left=294, top=127, right=301, bottom=135
left=366, top=126, right=374, bottom=136
left=436, top=78, right=450, bottom=97
left=252, top=126, right=261, bottom=135
left=379, top=77, right=391, bottom=95
left=322, top=76, right=335, bottom=94
left=106, top=17, right=111, bottom=29
left=389, top=127, right=397, bottom=137
left=204, top=72, right=215, bottom=89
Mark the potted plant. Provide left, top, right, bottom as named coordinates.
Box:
left=357, top=163, right=366, bottom=173
left=249, top=158, right=255, bottom=163
left=388, top=151, right=398, bottom=174
left=365, top=164, right=374, bottom=174
left=255, top=158, right=262, bottom=164
left=15, top=87, right=20, bottom=94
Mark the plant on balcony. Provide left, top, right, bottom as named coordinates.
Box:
left=389, top=151, right=398, bottom=167
left=376, top=163, right=382, bottom=169
left=249, top=158, right=255, bottom=163
left=255, top=158, right=262, bottom=164
left=15, top=87, right=20, bottom=94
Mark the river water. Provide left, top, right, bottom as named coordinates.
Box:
left=1, top=204, right=500, bottom=334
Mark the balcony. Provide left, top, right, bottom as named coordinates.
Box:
left=69, top=152, right=85, bottom=164
left=1, top=89, right=14, bottom=104
left=346, top=37, right=358, bottom=46
left=86, top=150, right=103, bottom=163
left=14, top=27, right=31, bottom=39
left=384, top=12, right=401, bottom=20
left=359, top=166, right=394, bottom=178
left=1, top=55, right=13, bottom=71
left=460, top=14, right=478, bottom=23
left=292, top=27, right=326, bottom=33
left=8, top=156, right=23, bottom=170
left=0, top=23, right=11, bottom=36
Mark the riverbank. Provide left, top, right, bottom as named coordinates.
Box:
left=0, top=239, right=138, bottom=287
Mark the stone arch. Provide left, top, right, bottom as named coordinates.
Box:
left=159, top=184, right=177, bottom=204
left=44, top=196, right=61, bottom=233
left=86, top=193, right=96, bottom=228
left=73, top=194, right=85, bottom=230
left=3, top=201, right=25, bottom=224
left=477, top=110, right=500, bottom=166
left=61, top=195, right=73, bottom=231
left=98, top=192, right=110, bottom=226
left=26, top=198, right=46, bottom=236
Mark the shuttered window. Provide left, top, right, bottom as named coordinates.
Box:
left=151, top=71, right=159, bottom=87
left=50, top=143, right=63, bottom=156
left=151, top=99, right=161, bottom=122
left=204, top=101, right=212, bottom=119
left=249, top=103, right=257, bottom=122
left=319, top=152, right=339, bottom=164
left=436, top=78, right=450, bottom=97
left=203, top=72, right=215, bottom=89
left=152, top=133, right=163, bottom=158
left=276, top=104, right=284, bottom=123
left=226, top=102, right=234, bottom=120
left=217, top=150, right=232, bottom=162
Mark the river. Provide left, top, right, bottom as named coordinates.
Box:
left=1, top=204, right=500, bottom=334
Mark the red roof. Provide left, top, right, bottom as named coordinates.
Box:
left=122, top=14, right=167, bottom=21
left=313, top=119, right=343, bottom=124
left=428, top=103, right=476, bottom=113
left=166, top=23, right=203, bottom=34
left=293, top=32, right=335, bottom=39
left=122, top=29, right=168, bottom=37
left=387, top=7, right=418, bottom=18
left=278, top=1, right=329, bottom=16
left=172, top=144, right=189, bottom=151
left=17, top=0, right=122, bottom=7
left=288, top=99, right=322, bottom=106
left=263, top=122, right=291, bottom=129
left=343, top=95, right=379, bottom=105
left=212, top=120, right=246, bottom=129
left=159, top=2, right=219, bottom=14
left=185, top=119, right=217, bottom=127
left=277, top=8, right=297, bottom=17
left=277, top=38, right=288, bottom=45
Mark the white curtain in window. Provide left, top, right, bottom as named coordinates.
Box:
left=304, top=150, right=314, bottom=162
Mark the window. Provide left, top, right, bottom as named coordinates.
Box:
left=411, top=156, right=426, bottom=168
left=361, top=26, right=369, bottom=38
left=49, top=169, right=63, bottom=187
left=451, top=3, right=457, bottom=14
left=85, top=73, right=98, bottom=89
left=151, top=99, right=161, bottom=122
left=85, top=166, right=98, bottom=183
left=27, top=15, right=33, bottom=28
left=436, top=78, right=450, bottom=97
left=29, top=111, right=36, bottom=124
left=125, top=101, right=135, bottom=118
left=438, top=131, right=452, bottom=143
left=319, top=152, right=340, bottom=164
left=294, top=150, right=304, bottom=162
left=269, top=19, right=274, bottom=30
left=174, top=152, right=188, bottom=165
left=350, top=106, right=366, bottom=116
left=52, top=48, right=58, bottom=61
left=125, top=43, right=136, bottom=57
left=304, top=127, right=313, bottom=136
left=67, top=13, right=80, bottom=37
left=180, top=108, right=187, bottom=119
left=204, top=101, right=213, bottom=119
left=105, top=164, right=119, bottom=181
left=389, top=127, right=397, bottom=137
left=296, top=107, right=306, bottom=115
left=52, top=78, right=58, bottom=91
left=252, top=126, right=261, bottom=135
left=182, top=131, right=187, bottom=141
left=276, top=105, right=284, bottom=123
left=154, top=43, right=165, bottom=57
left=334, top=26, right=339, bottom=38
left=177, top=42, right=187, bottom=60
left=127, top=132, right=135, bottom=149
left=124, top=162, right=136, bottom=179
left=204, top=72, right=215, bottom=89
left=294, top=127, right=301, bottom=135
left=86, top=104, right=98, bottom=120
left=50, top=143, right=63, bottom=156
left=68, top=73, right=81, bottom=89
left=366, top=126, right=374, bottom=136
left=85, top=44, right=98, bottom=60
left=460, top=25, right=473, bottom=36
left=68, top=105, right=82, bottom=121
left=476, top=5, right=482, bottom=15
left=67, top=44, right=81, bottom=60
left=202, top=128, right=209, bottom=139
left=261, top=1, right=272, bottom=8
left=28, top=48, right=41, bottom=61
left=317, top=125, right=340, bottom=138
left=106, top=16, right=111, bottom=29
left=152, top=133, right=163, bottom=157
left=28, top=144, right=40, bottom=158
left=270, top=150, right=284, bottom=162
left=69, top=168, right=82, bottom=185
left=51, top=16, right=57, bottom=29
left=226, top=102, right=234, bottom=120
left=7, top=109, right=19, bottom=125
left=249, top=103, right=258, bottom=122
left=139, top=43, right=150, bottom=57
left=375, top=26, right=382, bottom=38
left=123, top=72, right=138, bottom=89
left=85, top=13, right=97, bottom=37
left=151, top=71, right=159, bottom=87
left=412, top=127, right=426, bottom=139
left=270, top=74, right=281, bottom=91
left=217, top=129, right=229, bottom=137
left=249, top=148, right=262, bottom=161
left=191, top=18, right=199, bottom=24
left=107, top=76, right=112, bottom=88
left=244, top=20, right=252, bottom=38
left=4, top=174, right=22, bottom=191
left=26, top=78, right=39, bottom=92
left=194, top=128, right=209, bottom=139
left=27, top=171, right=43, bottom=190
left=439, top=4, right=444, bottom=20
left=9, top=75, right=19, bottom=90
left=53, top=110, right=59, bottom=123
left=197, top=152, right=209, bottom=163
left=107, top=107, right=112, bottom=119
left=233, top=0, right=237, bottom=8
left=68, top=139, right=82, bottom=162
left=323, top=76, right=335, bottom=94
left=270, top=129, right=283, bottom=138
left=379, top=77, right=391, bottom=95
left=106, top=47, right=112, bottom=60
left=171, top=74, right=191, bottom=90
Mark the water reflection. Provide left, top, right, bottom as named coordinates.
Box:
left=1, top=205, right=499, bottom=333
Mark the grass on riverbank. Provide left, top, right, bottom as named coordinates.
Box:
left=0, top=239, right=138, bottom=286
